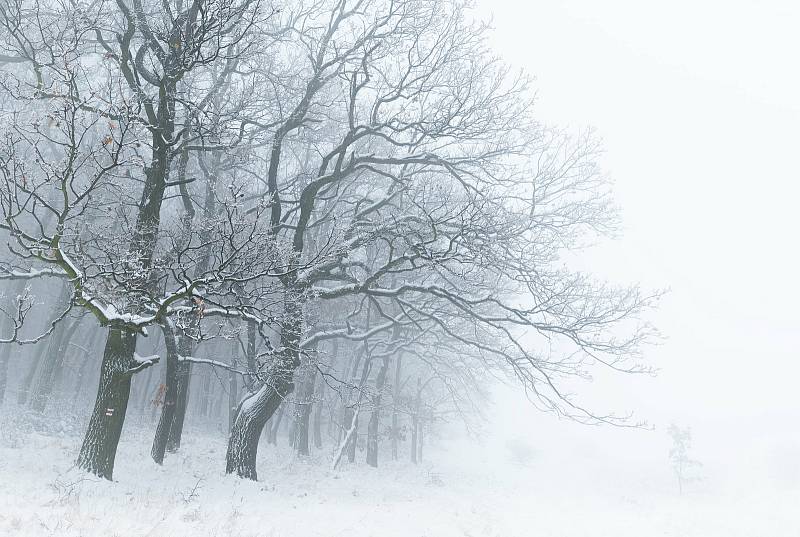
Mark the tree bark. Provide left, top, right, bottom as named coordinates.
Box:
left=226, top=296, right=302, bottom=479
left=76, top=329, right=138, bottom=480
left=166, top=335, right=192, bottom=452
left=295, top=366, right=316, bottom=456
left=226, top=383, right=288, bottom=480
left=151, top=324, right=180, bottom=464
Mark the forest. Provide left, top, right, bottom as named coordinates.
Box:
left=4, top=1, right=767, bottom=536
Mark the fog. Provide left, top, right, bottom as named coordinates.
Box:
left=0, top=1, right=797, bottom=535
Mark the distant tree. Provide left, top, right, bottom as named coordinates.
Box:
left=667, top=423, right=702, bottom=495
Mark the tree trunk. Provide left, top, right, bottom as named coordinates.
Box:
left=411, top=414, right=418, bottom=464
left=391, top=355, right=402, bottom=460
left=0, top=340, right=12, bottom=405
left=366, top=358, right=389, bottom=468
left=151, top=324, right=180, bottom=464
left=345, top=407, right=358, bottom=463
left=30, top=315, right=83, bottom=412
left=312, top=375, right=324, bottom=450
left=228, top=338, right=239, bottom=433
left=226, top=383, right=289, bottom=480
left=295, top=369, right=316, bottom=456
left=17, top=337, right=48, bottom=405
left=0, top=279, right=28, bottom=405
left=267, top=403, right=284, bottom=445
left=411, top=378, right=420, bottom=464
left=76, top=329, right=138, bottom=480
left=166, top=335, right=192, bottom=452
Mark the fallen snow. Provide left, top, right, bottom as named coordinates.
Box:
left=0, top=410, right=798, bottom=536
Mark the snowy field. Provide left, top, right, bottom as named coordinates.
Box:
left=1, top=405, right=798, bottom=537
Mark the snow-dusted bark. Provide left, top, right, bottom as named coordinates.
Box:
left=226, top=383, right=288, bottom=480
left=77, top=330, right=158, bottom=479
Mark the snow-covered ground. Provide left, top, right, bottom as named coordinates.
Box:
left=1, top=405, right=798, bottom=537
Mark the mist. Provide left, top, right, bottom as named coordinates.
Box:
left=0, top=1, right=796, bottom=535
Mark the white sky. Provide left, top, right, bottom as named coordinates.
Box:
left=476, top=1, right=800, bottom=429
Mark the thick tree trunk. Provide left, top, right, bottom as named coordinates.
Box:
left=226, top=383, right=289, bottom=480
left=76, top=329, right=138, bottom=480
left=226, top=294, right=303, bottom=479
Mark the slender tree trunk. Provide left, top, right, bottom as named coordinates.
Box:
left=345, top=407, right=358, bottom=463
left=312, top=375, right=324, bottom=450
left=17, top=334, right=49, bottom=405
left=30, top=315, right=83, bottom=412
left=166, top=335, right=192, bottom=452
left=0, top=279, right=28, bottom=405
left=228, top=338, right=239, bottom=433
left=71, top=330, right=103, bottom=407
left=267, top=403, right=284, bottom=445
left=411, top=415, right=418, bottom=464
left=295, top=367, right=316, bottom=456
left=151, top=324, right=180, bottom=464
left=391, top=355, right=402, bottom=460
left=411, top=378, right=420, bottom=464
left=418, top=420, right=424, bottom=462
left=366, top=358, right=389, bottom=467
left=76, top=329, right=138, bottom=479
left=0, top=340, right=13, bottom=405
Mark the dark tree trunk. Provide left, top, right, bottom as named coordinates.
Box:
left=366, top=358, right=389, bottom=467
left=76, top=329, right=138, bottom=480
left=295, top=368, right=316, bottom=456
left=151, top=324, right=180, bottom=464
left=226, top=295, right=302, bottom=479
left=166, top=335, right=192, bottom=452
left=226, top=383, right=289, bottom=480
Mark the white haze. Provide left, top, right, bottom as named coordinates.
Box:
left=466, top=0, right=800, bottom=522
left=1, top=1, right=798, bottom=535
